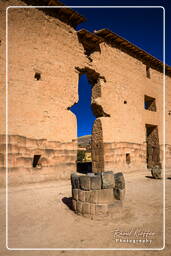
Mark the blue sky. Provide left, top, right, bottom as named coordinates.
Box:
left=64, top=0, right=170, bottom=137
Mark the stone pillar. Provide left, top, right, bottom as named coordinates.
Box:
left=92, top=118, right=104, bottom=173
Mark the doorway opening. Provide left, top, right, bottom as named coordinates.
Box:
left=146, top=124, right=160, bottom=168
left=70, top=71, right=95, bottom=173
left=69, top=67, right=107, bottom=174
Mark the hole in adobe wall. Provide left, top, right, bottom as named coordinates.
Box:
left=32, top=155, right=41, bottom=168
left=126, top=153, right=131, bottom=164
left=34, top=72, right=41, bottom=81
left=124, top=100, right=127, bottom=104
left=144, top=95, right=156, bottom=112
left=146, top=66, right=151, bottom=79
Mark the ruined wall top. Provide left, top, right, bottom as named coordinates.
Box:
left=16, top=0, right=86, bottom=28
left=78, top=28, right=171, bottom=77
left=6, top=0, right=171, bottom=77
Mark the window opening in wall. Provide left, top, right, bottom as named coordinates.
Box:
left=146, top=66, right=151, bottom=78
left=32, top=155, right=41, bottom=168
left=126, top=153, right=131, bottom=164
left=146, top=124, right=160, bottom=168
left=144, top=95, right=156, bottom=111
left=34, top=72, right=41, bottom=80
left=124, top=100, right=127, bottom=104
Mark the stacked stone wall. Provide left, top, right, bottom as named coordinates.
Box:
left=0, top=135, right=77, bottom=185
left=71, top=171, right=125, bottom=218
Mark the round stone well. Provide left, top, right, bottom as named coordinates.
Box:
left=71, top=171, right=125, bottom=218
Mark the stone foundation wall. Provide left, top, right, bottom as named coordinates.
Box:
left=103, top=142, right=147, bottom=172
left=0, top=134, right=77, bottom=185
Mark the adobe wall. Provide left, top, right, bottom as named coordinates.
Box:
left=166, top=76, right=171, bottom=168
left=91, top=42, right=165, bottom=172
left=0, top=0, right=88, bottom=184
left=0, top=0, right=170, bottom=184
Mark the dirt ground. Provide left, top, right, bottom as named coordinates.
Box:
left=0, top=169, right=171, bottom=256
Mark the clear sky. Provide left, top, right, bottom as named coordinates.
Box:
left=63, top=0, right=170, bottom=137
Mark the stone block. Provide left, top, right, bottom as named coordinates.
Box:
left=72, top=199, right=77, bottom=211
left=151, top=166, right=162, bottom=179
left=114, top=172, right=125, bottom=189
left=79, top=175, right=90, bottom=190
left=78, top=189, right=85, bottom=202
left=82, top=202, right=91, bottom=215
left=90, top=175, right=102, bottom=190
left=71, top=173, right=79, bottom=189
left=85, top=190, right=91, bottom=202
left=95, top=203, right=108, bottom=216
left=98, top=188, right=115, bottom=203
left=76, top=200, right=83, bottom=214
left=72, top=188, right=78, bottom=200
left=113, top=188, right=125, bottom=200
left=87, top=173, right=95, bottom=177
left=101, top=171, right=115, bottom=189
left=90, top=190, right=99, bottom=203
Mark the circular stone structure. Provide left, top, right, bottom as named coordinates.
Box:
left=71, top=171, right=125, bottom=218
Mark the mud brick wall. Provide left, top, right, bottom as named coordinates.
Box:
left=90, top=41, right=165, bottom=169
left=166, top=76, right=171, bottom=168
left=0, top=0, right=171, bottom=185
left=71, top=171, right=125, bottom=218
left=0, top=135, right=77, bottom=185
left=0, top=0, right=88, bottom=184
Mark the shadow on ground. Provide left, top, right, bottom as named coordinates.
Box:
left=145, top=175, right=156, bottom=179
left=145, top=175, right=162, bottom=180
left=62, top=197, right=73, bottom=210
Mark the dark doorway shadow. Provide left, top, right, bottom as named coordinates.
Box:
left=77, top=162, right=92, bottom=174
left=62, top=197, right=73, bottom=210
left=167, top=177, right=171, bottom=180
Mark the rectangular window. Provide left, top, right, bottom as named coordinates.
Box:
left=144, top=95, right=156, bottom=112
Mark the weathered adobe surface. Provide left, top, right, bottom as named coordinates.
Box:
left=0, top=0, right=89, bottom=183
left=0, top=0, right=171, bottom=183
left=78, top=28, right=171, bottom=171
left=166, top=76, right=171, bottom=168
left=0, top=134, right=77, bottom=185
left=88, top=37, right=171, bottom=171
